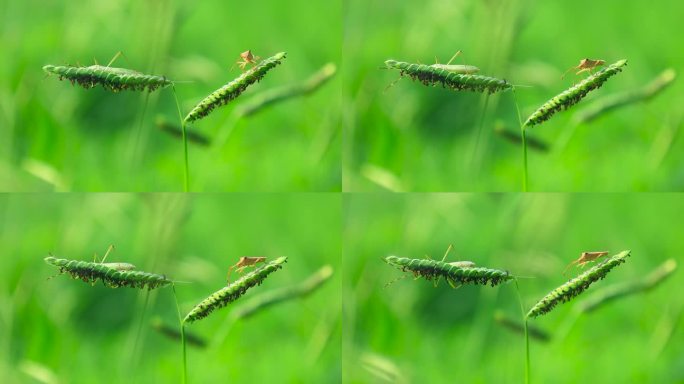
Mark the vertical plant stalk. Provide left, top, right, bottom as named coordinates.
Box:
left=514, top=279, right=530, bottom=384
left=512, top=89, right=528, bottom=191
left=172, top=85, right=190, bottom=192
left=172, top=284, right=187, bottom=384
left=469, top=94, right=491, bottom=180
left=126, top=290, right=151, bottom=375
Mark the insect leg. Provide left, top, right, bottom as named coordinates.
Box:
left=383, top=76, right=404, bottom=93
left=384, top=273, right=408, bottom=288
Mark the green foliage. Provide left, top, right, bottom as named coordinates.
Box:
left=184, top=52, right=287, bottom=124
left=524, top=60, right=628, bottom=127
left=232, top=265, right=333, bottom=319
left=237, top=63, right=337, bottom=117
left=526, top=250, right=631, bottom=319
left=574, top=68, right=676, bottom=124
left=385, top=59, right=512, bottom=94
left=44, top=256, right=172, bottom=290
left=183, top=257, right=288, bottom=324
left=577, top=258, right=676, bottom=313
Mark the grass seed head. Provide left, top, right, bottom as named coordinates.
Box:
left=184, top=52, right=287, bottom=124
left=384, top=255, right=513, bottom=287
left=385, top=59, right=512, bottom=94
left=526, top=250, right=631, bottom=319
left=524, top=59, right=628, bottom=128
left=183, top=256, right=287, bottom=324
left=44, top=256, right=172, bottom=290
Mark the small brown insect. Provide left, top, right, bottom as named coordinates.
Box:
left=236, top=50, right=261, bottom=70
left=561, top=58, right=606, bottom=79
left=563, top=251, right=609, bottom=275
left=226, top=256, right=267, bottom=283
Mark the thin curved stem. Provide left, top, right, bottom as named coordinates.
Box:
left=172, top=284, right=187, bottom=384
left=469, top=93, right=491, bottom=180
left=512, top=89, right=528, bottom=191
left=514, top=279, right=530, bottom=384
left=172, top=86, right=190, bottom=192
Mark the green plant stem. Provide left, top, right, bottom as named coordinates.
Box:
left=512, top=89, right=528, bottom=191
left=469, top=94, right=491, bottom=180
left=172, top=284, right=188, bottom=384
left=172, top=86, right=190, bottom=192
left=514, top=279, right=530, bottom=384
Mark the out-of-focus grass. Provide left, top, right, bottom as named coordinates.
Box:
left=0, top=194, right=341, bottom=382
left=0, top=0, right=341, bottom=191
left=343, top=193, right=684, bottom=383
left=343, top=0, right=684, bottom=191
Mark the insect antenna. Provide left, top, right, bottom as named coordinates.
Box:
left=98, top=245, right=115, bottom=263
left=445, top=50, right=463, bottom=66
left=560, top=65, right=577, bottom=79
left=562, top=260, right=579, bottom=276
left=105, top=51, right=130, bottom=68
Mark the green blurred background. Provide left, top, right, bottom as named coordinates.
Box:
left=344, top=193, right=684, bottom=383
left=0, top=193, right=341, bottom=383
left=0, top=0, right=341, bottom=191
left=343, top=0, right=684, bottom=192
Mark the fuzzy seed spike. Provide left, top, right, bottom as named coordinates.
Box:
left=183, top=256, right=287, bottom=324
left=526, top=250, right=631, bottom=319
left=43, top=64, right=173, bottom=92
left=384, top=59, right=512, bottom=94
left=384, top=255, right=513, bottom=287
left=524, top=59, right=628, bottom=127
left=44, top=256, right=172, bottom=290
left=184, top=52, right=287, bottom=124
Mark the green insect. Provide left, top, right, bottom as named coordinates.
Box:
left=43, top=52, right=173, bottom=92
left=44, top=245, right=172, bottom=290
left=429, top=50, right=480, bottom=74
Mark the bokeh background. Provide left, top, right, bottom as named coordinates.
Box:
left=343, top=0, right=684, bottom=192
left=0, top=0, right=341, bottom=191
left=344, top=193, right=684, bottom=383
left=0, top=193, right=341, bottom=383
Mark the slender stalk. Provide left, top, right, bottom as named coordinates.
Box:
left=512, top=89, right=528, bottom=191
left=514, top=279, right=530, bottom=384
left=172, top=85, right=190, bottom=192
left=469, top=94, right=491, bottom=180
left=172, top=284, right=188, bottom=384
